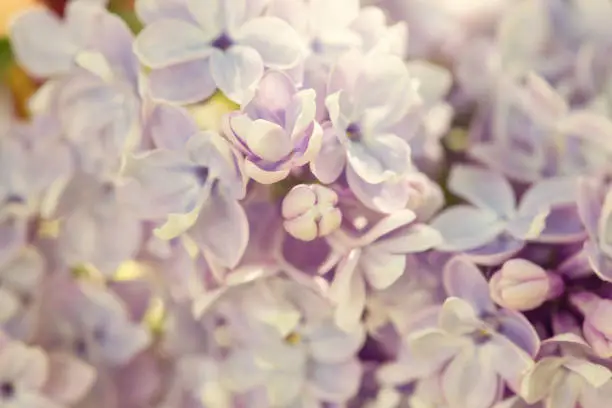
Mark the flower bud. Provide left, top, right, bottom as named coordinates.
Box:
left=489, top=259, right=565, bottom=311
left=281, top=184, right=342, bottom=241
left=570, top=292, right=612, bottom=357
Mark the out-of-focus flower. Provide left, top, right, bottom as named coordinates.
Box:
left=53, top=173, right=142, bottom=276
left=282, top=184, right=341, bottom=242
left=489, top=259, right=565, bottom=311
left=431, top=165, right=581, bottom=265
left=520, top=329, right=612, bottom=407
left=321, top=210, right=441, bottom=331
left=10, top=1, right=127, bottom=79
left=134, top=0, right=303, bottom=104
left=406, top=256, right=540, bottom=408
left=311, top=51, right=420, bottom=213
left=0, top=335, right=96, bottom=407
left=224, top=70, right=322, bottom=184
left=122, top=117, right=248, bottom=268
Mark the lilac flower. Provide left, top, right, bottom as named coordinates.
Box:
left=268, top=0, right=407, bottom=61
left=311, top=51, right=421, bottom=213
left=430, top=165, right=582, bottom=265
left=0, top=337, right=96, bottom=408
left=52, top=173, right=142, bottom=276
left=9, top=1, right=122, bottom=79
left=321, top=210, right=441, bottom=331
left=52, top=281, right=151, bottom=367
left=220, top=282, right=365, bottom=407
left=0, top=116, right=73, bottom=217
left=224, top=71, right=322, bottom=183
left=468, top=73, right=612, bottom=182
left=489, top=259, right=565, bottom=311
left=406, top=257, right=540, bottom=408
left=134, top=0, right=304, bottom=104
left=520, top=331, right=612, bottom=407
left=577, top=178, right=612, bottom=281
left=121, top=119, right=248, bottom=268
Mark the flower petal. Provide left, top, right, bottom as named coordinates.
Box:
left=310, top=360, right=362, bottom=402
left=441, top=347, right=501, bottom=408
left=430, top=205, right=506, bottom=252
left=148, top=59, right=217, bottom=104
left=443, top=256, right=495, bottom=313
left=448, top=164, right=516, bottom=217
left=9, top=8, right=78, bottom=77
left=210, top=46, right=264, bottom=104
left=236, top=16, right=303, bottom=69
left=134, top=19, right=212, bottom=68
left=189, top=190, right=249, bottom=268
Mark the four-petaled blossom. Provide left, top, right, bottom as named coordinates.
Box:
left=282, top=184, right=342, bottom=241
left=321, top=210, right=441, bottom=331
left=134, top=0, right=304, bottom=104
left=224, top=70, right=322, bottom=183
left=520, top=331, right=612, bottom=407
left=122, top=108, right=248, bottom=268
left=407, top=256, right=540, bottom=408
left=431, top=165, right=582, bottom=265
left=311, top=51, right=421, bottom=213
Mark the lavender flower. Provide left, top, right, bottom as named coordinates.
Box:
left=134, top=0, right=304, bottom=103
left=406, top=257, right=540, bottom=408
left=430, top=165, right=581, bottom=265
left=224, top=70, right=322, bottom=184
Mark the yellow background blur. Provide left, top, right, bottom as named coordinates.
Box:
left=0, top=0, right=38, bottom=35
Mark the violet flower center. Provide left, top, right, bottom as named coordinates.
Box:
left=0, top=382, right=15, bottom=399
left=212, top=33, right=234, bottom=51
left=346, top=123, right=363, bottom=141
left=195, top=166, right=210, bottom=185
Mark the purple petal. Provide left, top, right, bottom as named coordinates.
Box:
left=9, top=9, right=78, bottom=77
left=307, top=320, right=365, bottom=364
left=443, top=256, right=495, bottom=314
left=310, top=360, right=362, bottom=403
left=310, top=125, right=346, bottom=184
left=244, top=70, right=295, bottom=123
left=464, top=234, right=525, bottom=266
left=346, top=166, right=412, bottom=214
left=448, top=164, right=516, bottom=217
left=188, top=190, right=249, bottom=268
left=496, top=309, right=541, bottom=356
left=236, top=17, right=304, bottom=69
left=148, top=59, right=217, bottom=104
left=441, top=348, right=501, bottom=408
left=134, top=20, right=212, bottom=68
left=135, top=0, right=194, bottom=25
left=143, top=103, right=199, bottom=150
left=577, top=178, right=605, bottom=239
left=210, top=46, right=264, bottom=104
left=430, top=205, right=506, bottom=252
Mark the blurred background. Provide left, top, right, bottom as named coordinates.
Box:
left=0, top=0, right=137, bottom=118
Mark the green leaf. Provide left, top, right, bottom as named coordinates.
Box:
left=0, top=37, right=14, bottom=78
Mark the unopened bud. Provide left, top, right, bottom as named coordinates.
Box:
left=281, top=184, right=342, bottom=241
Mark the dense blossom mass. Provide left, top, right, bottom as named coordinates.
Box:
left=2, top=0, right=612, bottom=407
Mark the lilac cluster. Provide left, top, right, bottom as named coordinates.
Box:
left=2, top=0, right=612, bottom=407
